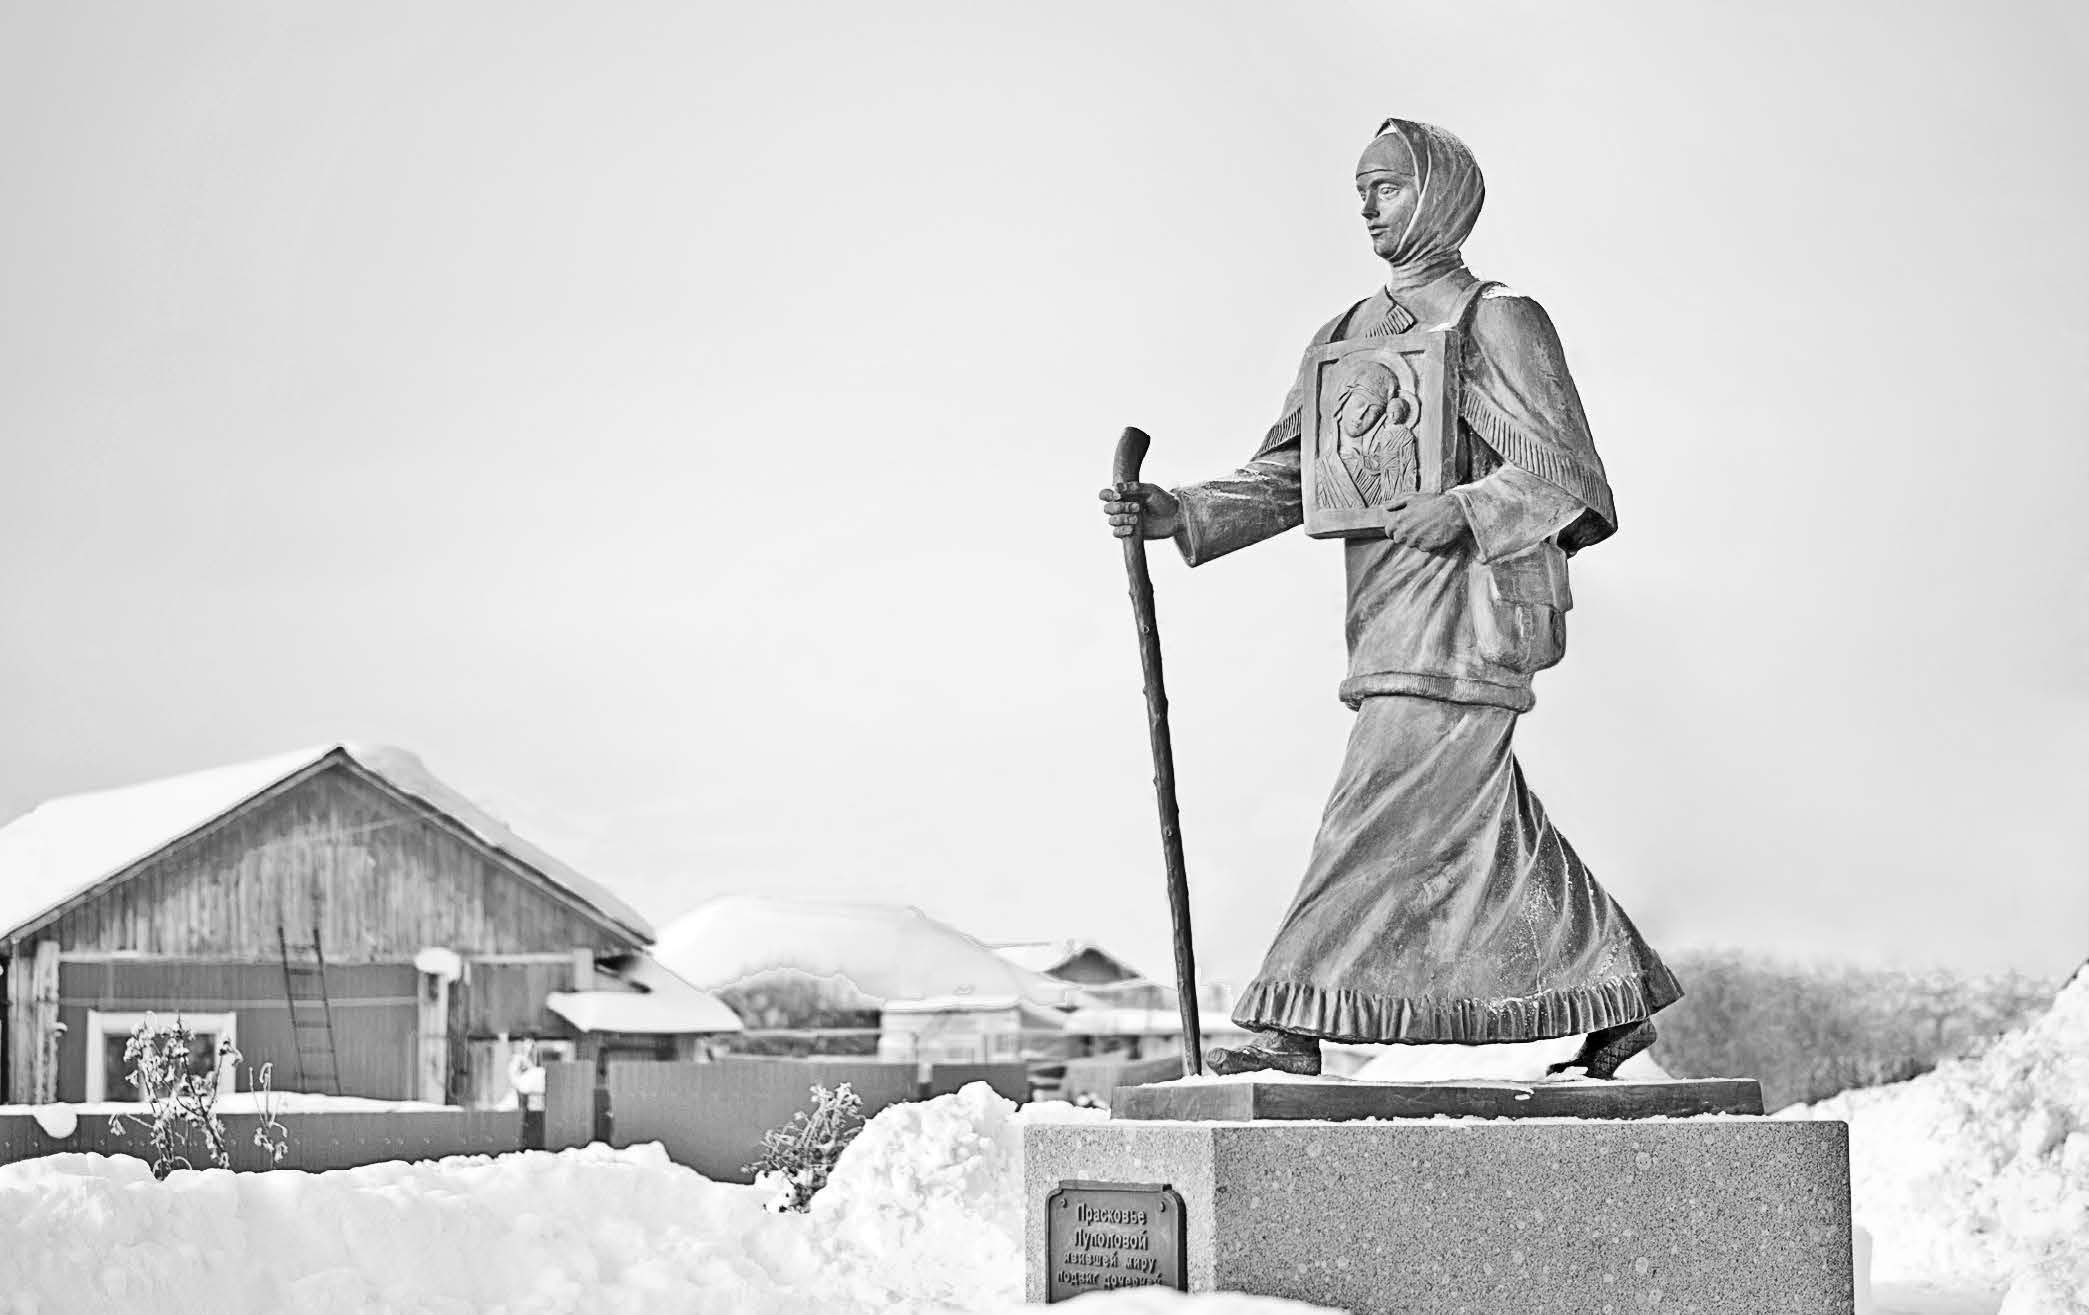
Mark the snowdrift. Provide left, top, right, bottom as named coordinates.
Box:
left=1785, top=965, right=2089, bottom=1312
left=0, top=1086, right=1327, bottom=1315
left=10, top=961, right=2087, bottom=1315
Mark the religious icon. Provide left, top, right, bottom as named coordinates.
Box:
left=1299, top=331, right=1461, bottom=538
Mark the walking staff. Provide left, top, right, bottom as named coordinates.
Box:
left=1103, top=426, right=1204, bottom=1076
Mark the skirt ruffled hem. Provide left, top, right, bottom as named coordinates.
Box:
left=1231, top=968, right=1684, bottom=1045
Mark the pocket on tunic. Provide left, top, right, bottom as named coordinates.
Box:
left=1469, top=543, right=1571, bottom=674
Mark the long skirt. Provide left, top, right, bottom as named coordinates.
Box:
left=1231, top=695, right=1682, bottom=1044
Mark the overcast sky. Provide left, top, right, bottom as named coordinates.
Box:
left=3, top=1, right=2084, bottom=987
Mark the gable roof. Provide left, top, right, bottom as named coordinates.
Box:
left=0, top=744, right=653, bottom=946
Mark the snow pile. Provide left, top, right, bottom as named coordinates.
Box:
left=1785, top=965, right=2089, bottom=1311
left=0, top=1083, right=1328, bottom=1315
left=806, top=1083, right=1104, bottom=1308
left=0, top=1141, right=816, bottom=1315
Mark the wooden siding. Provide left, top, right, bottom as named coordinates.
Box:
left=35, top=763, right=638, bottom=961
left=462, top=961, right=581, bottom=1038
left=54, top=960, right=419, bottom=1102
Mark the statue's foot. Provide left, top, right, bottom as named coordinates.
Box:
left=1205, top=1029, right=1322, bottom=1077
left=1545, top=1019, right=1657, bottom=1080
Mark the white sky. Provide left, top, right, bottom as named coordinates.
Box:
left=3, top=1, right=2085, bottom=987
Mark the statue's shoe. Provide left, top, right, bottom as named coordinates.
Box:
left=1205, top=1030, right=1322, bottom=1077
left=1545, top=1019, right=1657, bottom=1080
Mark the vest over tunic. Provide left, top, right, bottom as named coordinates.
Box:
left=1172, top=274, right=1683, bottom=1044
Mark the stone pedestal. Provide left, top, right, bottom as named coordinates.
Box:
left=1024, top=1116, right=1855, bottom=1314
left=1114, top=1077, right=1765, bottom=1123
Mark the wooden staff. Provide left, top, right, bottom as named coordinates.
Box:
left=1111, top=426, right=1205, bottom=1076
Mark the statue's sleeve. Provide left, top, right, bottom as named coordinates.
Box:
left=1457, top=291, right=1618, bottom=555
left=1167, top=314, right=1350, bottom=567
left=1449, top=465, right=1586, bottom=564
left=1170, top=444, right=1304, bottom=567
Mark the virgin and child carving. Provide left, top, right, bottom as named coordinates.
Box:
left=1312, top=356, right=1422, bottom=510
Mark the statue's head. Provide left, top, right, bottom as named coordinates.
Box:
left=1357, top=119, right=1486, bottom=267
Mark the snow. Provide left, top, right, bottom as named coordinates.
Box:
left=31, top=1106, right=77, bottom=1139
left=1784, top=965, right=2089, bottom=1312
left=413, top=946, right=463, bottom=981
left=656, top=895, right=1087, bottom=1009
left=1348, top=1034, right=1669, bottom=1082
left=546, top=952, right=744, bottom=1035
left=0, top=744, right=652, bottom=943
left=0, top=1083, right=1328, bottom=1314
left=8, top=960, right=2086, bottom=1315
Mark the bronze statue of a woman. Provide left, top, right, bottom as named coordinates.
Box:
left=1100, top=118, right=1681, bottom=1079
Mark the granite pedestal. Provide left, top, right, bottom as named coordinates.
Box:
left=1024, top=1111, right=1855, bottom=1313
left=1115, top=1077, right=1765, bottom=1123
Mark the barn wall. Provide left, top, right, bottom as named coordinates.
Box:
left=55, top=960, right=420, bottom=1102
left=463, top=961, right=580, bottom=1036
left=35, top=762, right=635, bottom=961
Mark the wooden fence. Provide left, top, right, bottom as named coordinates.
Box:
left=545, top=1057, right=1029, bottom=1183
left=0, top=1058, right=1028, bottom=1180
left=1053, top=1054, right=1186, bottom=1107
left=0, top=1108, right=522, bottom=1172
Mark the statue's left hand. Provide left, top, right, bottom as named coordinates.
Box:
left=1380, top=494, right=1471, bottom=551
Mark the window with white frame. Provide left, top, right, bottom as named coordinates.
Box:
left=85, top=1011, right=238, bottom=1103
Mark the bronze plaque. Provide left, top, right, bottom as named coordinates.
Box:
left=1044, top=1179, right=1187, bottom=1301
left=1299, top=326, right=1463, bottom=539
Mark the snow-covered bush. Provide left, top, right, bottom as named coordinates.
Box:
left=748, top=1080, right=865, bottom=1212
left=106, top=1014, right=289, bottom=1178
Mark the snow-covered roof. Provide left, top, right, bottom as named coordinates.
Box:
left=991, top=938, right=1151, bottom=984
left=546, top=954, right=743, bottom=1035
left=0, top=744, right=653, bottom=945
left=654, top=896, right=1085, bottom=1010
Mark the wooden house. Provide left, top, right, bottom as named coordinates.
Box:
left=0, top=744, right=739, bottom=1107
left=992, top=939, right=1171, bottom=1010
left=993, top=939, right=1247, bottom=1061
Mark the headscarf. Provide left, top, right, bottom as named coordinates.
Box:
left=1367, top=118, right=1486, bottom=280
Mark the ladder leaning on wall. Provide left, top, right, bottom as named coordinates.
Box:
left=276, top=924, right=343, bottom=1097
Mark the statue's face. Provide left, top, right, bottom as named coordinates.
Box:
left=1355, top=135, right=1418, bottom=261
left=1338, top=391, right=1385, bottom=438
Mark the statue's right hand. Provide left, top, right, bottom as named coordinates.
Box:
left=1099, top=482, right=1182, bottom=540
